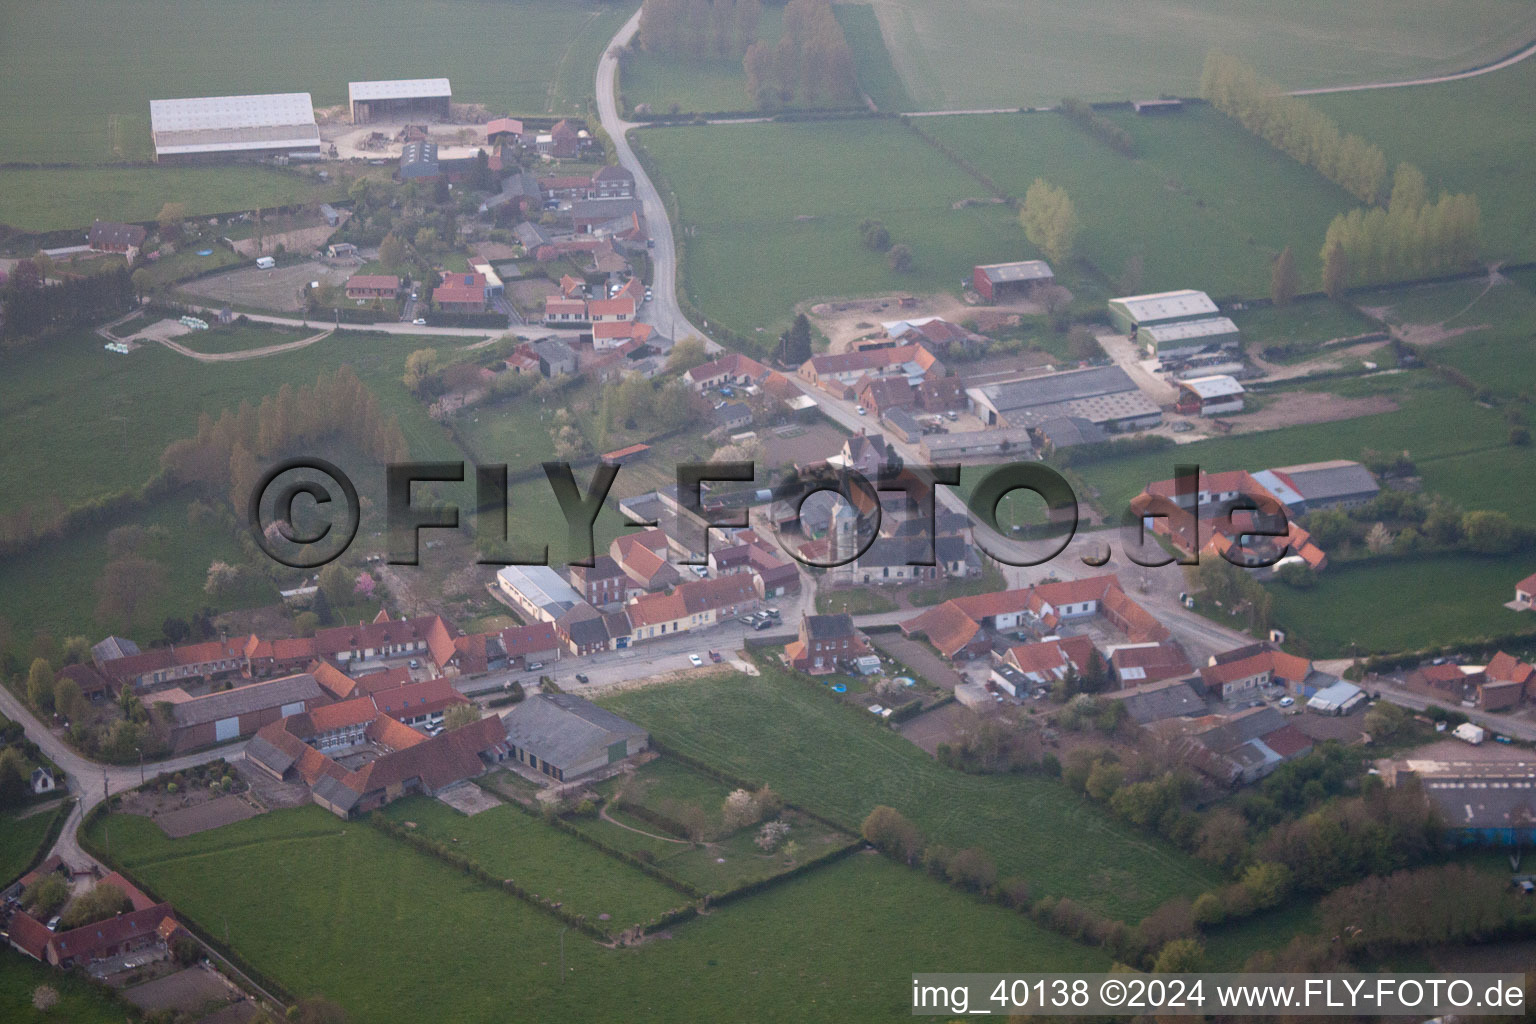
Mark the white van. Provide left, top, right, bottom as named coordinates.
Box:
left=255, top=256, right=275, bottom=269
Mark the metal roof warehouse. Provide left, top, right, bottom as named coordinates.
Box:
left=149, top=93, right=320, bottom=161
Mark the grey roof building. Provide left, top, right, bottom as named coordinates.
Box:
left=1033, top=415, right=1107, bottom=450
left=514, top=220, right=554, bottom=251
left=1104, top=679, right=1206, bottom=724
left=92, top=635, right=142, bottom=665
left=1250, top=460, right=1380, bottom=513
left=531, top=338, right=577, bottom=377
left=166, top=673, right=323, bottom=729
left=968, top=366, right=1161, bottom=432
left=500, top=693, right=649, bottom=782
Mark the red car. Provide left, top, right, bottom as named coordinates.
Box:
left=708, top=650, right=722, bottom=663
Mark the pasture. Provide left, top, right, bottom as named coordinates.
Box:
left=0, top=804, right=62, bottom=889
left=600, top=665, right=1220, bottom=921
left=84, top=805, right=1104, bottom=1023
left=1312, top=54, right=1536, bottom=265
left=0, top=326, right=463, bottom=521
left=620, top=6, right=786, bottom=115
left=854, top=0, right=1536, bottom=109
left=920, top=107, right=1360, bottom=298
left=639, top=119, right=1023, bottom=339
left=834, top=4, right=915, bottom=113
left=379, top=796, right=687, bottom=928
left=1267, top=553, right=1532, bottom=657
left=0, top=0, right=634, bottom=166
left=0, top=166, right=344, bottom=235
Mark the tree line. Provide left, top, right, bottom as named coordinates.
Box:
left=159, top=365, right=408, bottom=514
left=744, top=0, right=858, bottom=109
left=0, top=264, right=135, bottom=343
left=1201, top=52, right=1387, bottom=203
left=1059, top=97, right=1134, bottom=156
left=1321, top=162, right=1481, bottom=294
left=640, top=0, right=762, bottom=60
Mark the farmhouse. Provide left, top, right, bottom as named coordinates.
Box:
left=1175, top=375, right=1245, bottom=416
left=486, top=117, right=524, bottom=144
left=967, top=365, right=1161, bottom=432
left=567, top=555, right=638, bottom=609
left=99, top=637, right=251, bottom=692
left=159, top=672, right=326, bottom=752
left=345, top=274, right=401, bottom=301
left=501, top=693, right=648, bottom=782
left=496, top=565, right=586, bottom=623
left=87, top=220, right=147, bottom=254
left=972, top=260, right=1054, bottom=301
left=9, top=898, right=183, bottom=970
left=249, top=712, right=508, bottom=817
left=1106, top=289, right=1219, bottom=334
left=1139, top=316, right=1241, bottom=361
left=1108, top=640, right=1194, bottom=686
left=149, top=93, right=320, bottom=163
left=881, top=317, right=987, bottom=353
left=798, top=344, right=944, bottom=391
left=1151, top=706, right=1312, bottom=785
left=991, top=635, right=1099, bottom=696
left=785, top=613, right=871, bottom=674
left=310, top=613, right=456, bottom=672
left=348, top=78, right=452, bottom=124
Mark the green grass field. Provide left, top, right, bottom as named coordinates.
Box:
left=0, top=326, right=463, bottom=521
left=169, top=322, right=317, bottom=355
left=0, top=166, right=344, bottom=234
left=621, top=6, right=787, bottom=115
left=379, top=796, right=688, bottom=928
left=1312, top=54, right=1536, bottom=265
left=0, top=0, right=634, bottom=166
left=85, top=805, right=1104, bottom=1022
left=1381, top=277, right=1536, bottom=399
left=0, top=947, right=136, bottom=1024
left=855, top=0, right=1536, bottom=109
left=1269, top=553, right=1532, bottom=657
left=0, top=804, right=62, bottom=889
left=834, top=4, right=915, bottom=112
left=0, top=490, right=278, bottom=641
left=920, top=107, right=1360, bottom=298
left=600, top=666, right=1220, bottom=920
left=640, top=119, right=1022, bottom=339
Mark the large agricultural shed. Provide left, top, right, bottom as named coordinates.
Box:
left=349, top=78, right=452, bottom=123
left=149, top=93, right=320, bottom=163
left=967, top=365, right=1162, bottom=432
left=1107, top=289, right=1218, bottom=334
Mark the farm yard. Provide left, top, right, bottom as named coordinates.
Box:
left=82, top=805, right=1104, bottom=1023
left=599, top=665, right=1221, bottom=921
left=851, top=0, right=1536, bottom=110
left=0, top=0, right=634, bottom=166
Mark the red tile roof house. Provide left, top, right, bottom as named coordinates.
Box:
left=549, top=119, right=581, bottom=158
left=497, top=621, right=564, bottom=669
left=568, top=554, right=639, bottom=607
left=785, top=613, right=871, bottom=674
left=610, top=529, right=683, bottom=592
left=1108, top=640, right=1194, bottom=687
left=433, top=272, right=489, bottom=313
left=1197, top=649, right=1312, bottom=702
left=1516, top=572, right=1536, bottom=609
left=1485, top=651, right=1536, bottom=705
left=310, top=613, right=456, bottom=673
left=345, top=274, right=401, bottom=300
left=544, top=295, right=588, bottom=324
left=991, top=635, right=1100, bottom=695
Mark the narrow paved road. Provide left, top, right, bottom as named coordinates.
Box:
left=595, top=9, right=716, bottom=350
left=0, top=685, right=247, bottom=874
left=1290, top=37, right=1536, bottom=95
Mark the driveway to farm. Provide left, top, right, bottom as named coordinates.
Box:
left=0, top=684, right=248, bottom=873
left=596, top=9, right=715, bottom=350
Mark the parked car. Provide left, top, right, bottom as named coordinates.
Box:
left=765, top=607, right=780, bottom=619
left=708, top=651, right=722, bottom=663
left=855, top=405, right=867, bottom=416
left=689, top=653, right=704, bottom=667
left=575, top=673, right=590, bottom=684
left=412, top=317, right=427, bottom=325
left=752, top=619, right=773, bottom=631
left=526, top=661, right=543, bottom=671
left=945, top=410, right=958, bottom=421
left=408, top=659, right=420, bottom=669
left=646, top=239, right=656, bottom=249
left=1278, top=696, right=1294, bottom=707
left=46, top=916, right=60, bottom=932
left=739, top=615, right=756, bottom=625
